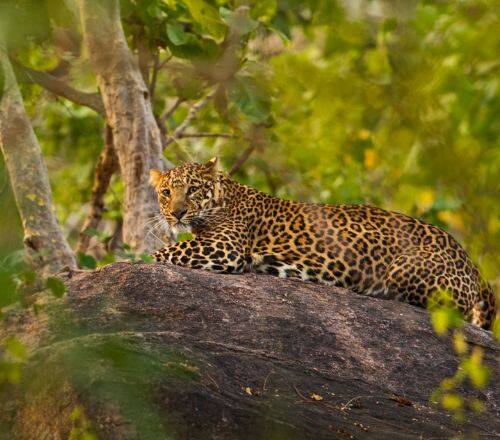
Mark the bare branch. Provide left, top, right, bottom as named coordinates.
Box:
left=229, top=143, right=256, bottom=176
left=229, top=125, right=267, bottom=176
left=76, top=125, right=119, bottom=255
left=149, top=51, right=160, bottom=102
left=177, top=132, right=238, bottom=139
left=15, top=63, right=105, bottom=116
left=160, top=96, right=185, bottom=124
left=163, top=89, right=216, bottom=149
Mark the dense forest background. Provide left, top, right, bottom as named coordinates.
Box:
left=0, top=1, right=498, bottom=437
left=0, top=0, right=498, bottom=280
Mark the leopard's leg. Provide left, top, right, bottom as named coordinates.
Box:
left=152, top=237, right=247, bottom=274
left=251, top=253, right=340, bottom=284
left=252, top=254, right=303, bottom=278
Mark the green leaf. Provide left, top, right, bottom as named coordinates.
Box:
left=77, top=253, right=97, bottom=270
left=98, top=252, right=116, bottom=267
left=167, top=35, right=220, bottom=59
left=441, top=393, right=462, bottom=411
left=46, top=276, right=66, bottom=298
left=229, top=76, right=271, bottom=123
left=462, top=350, right=490, bottom=389
left=177, top=232, right=194, bottom=242
left=140, top=253, right=154, bottom=263
left=4, top=337, right=27, bottom=361
left=183, top=0, right=226, bottom=42
left=250, top=0, right=277, bottom=23
left=167, top=22, right=190, bottom=45
left=269, top=12, right=291, bottom=41
left=33, top=302, right=43, bottom=316
left=430, top=307, right=463, bottom=336
left=0, top=272, right=19, bottom=308
left=83, top=228, right=111, bottom=240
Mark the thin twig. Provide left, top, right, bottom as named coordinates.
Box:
left=340, top=395, right=372, bottom=411
left=292, top=383, right=311, bottom=402
left=176, top=132, right=238, bottom=139
left=160, top=97, right=185, bottom=124
left=163, top=89, right=216, bottom=149
left=158, top=54, right=173, bottom=70
left=229, top=124, right=267, bottom=176
left=261, top=369, right=274, bottom=394
left=14, top=63, right=105, bottom=116
left=229, top=143, right=256, bottom=176
left=149, top=51, right=160, bottom=102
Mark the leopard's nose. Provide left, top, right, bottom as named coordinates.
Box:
left=172, top=208, right=187, bottom=220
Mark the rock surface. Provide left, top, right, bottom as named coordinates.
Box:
left=1, top=262, right=498, bottom=439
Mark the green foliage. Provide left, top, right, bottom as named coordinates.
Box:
left=69, top=406, right=96, bottom=440
left=0, top=336, right=26, bottom=385
left=46, top=276, right=67, bottom=298
left=0, top=1, right=498, bottom=432
left=177, top=232, right=194, bottom=242
left=77, top=252, right=97, bottom=270
left=428, top=290, right=464, bottom=336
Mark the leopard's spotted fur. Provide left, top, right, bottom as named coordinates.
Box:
left=149, top=159, right=496, bottom=330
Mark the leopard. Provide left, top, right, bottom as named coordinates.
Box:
left=149, top=158, right=496, bottom=330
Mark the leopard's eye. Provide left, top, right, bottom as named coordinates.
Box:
left=187, top=186, right=197, bottom=195
left=161, top=188, right=170, bottom=197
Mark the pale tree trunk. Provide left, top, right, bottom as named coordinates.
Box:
left=0, top=43, right=76, bottom=274
left=77, top=0, right=172, bottom=253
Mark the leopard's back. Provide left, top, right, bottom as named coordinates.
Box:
left=245, top=199, right=495, bottom=329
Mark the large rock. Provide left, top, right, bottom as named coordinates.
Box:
left=0, top=262, right=498, bottom=439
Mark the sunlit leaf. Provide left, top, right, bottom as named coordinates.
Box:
left=462, top=348, right=490, bottom=389
left=140, top=253, right=154, bottom=263
left=177, top=232, right=194, bottom=242
left=4, top=337, right=27, bottom=361
left=430, top=307, right=463, bottom=336
left=442, top=393, right=462, bottom=411
left=183, top=0, right=226, bottom=43
left=167, top=22, right=189, bottom=45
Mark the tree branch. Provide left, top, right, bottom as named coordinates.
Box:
left=76, top=125, right=119, bottom=255
left=0, top=44, right=77, bottom=274
left=160, top=97, right=185, bottom=125
left=163, top=89, right=216, bottom=149
left=176, top=132, right=238, bottom=139
left=14, top=63, right=105, bottom=116
left=149, top=51, right=160, bottom=102
left=229, top=143, right=256, bottom=176
left=229, top=125, right=266, bottom=176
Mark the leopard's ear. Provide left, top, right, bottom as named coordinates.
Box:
left=149, top=169, right=164, bottom=189
left=202, top=157, right=218, bottom=177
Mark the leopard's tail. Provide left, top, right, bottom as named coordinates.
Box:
left=471, top=281, right=497, bottom=330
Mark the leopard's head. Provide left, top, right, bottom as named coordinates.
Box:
left=149, top=158, right=223, bottom=232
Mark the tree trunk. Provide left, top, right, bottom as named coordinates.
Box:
left=1, top=263, right=498, bottom=439
left=0, top=43, right=76, bottom=274
left=75, top=125, right=119, bottom=255
left=76, top=0, right=172, bottom=252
